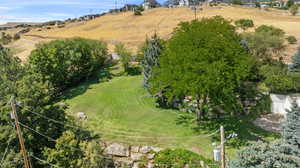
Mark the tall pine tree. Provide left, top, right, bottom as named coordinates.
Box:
left=142, top=34, right=164, bottom=90
left=289, top=47, right=300, bottom=72
left=283, top=101, right=300, bottom=148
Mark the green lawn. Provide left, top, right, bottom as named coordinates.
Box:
left=62, top=75, right=279, bottom=159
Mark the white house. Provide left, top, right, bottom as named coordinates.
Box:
left=270, top=94, right=300, bottom=116
left=142, top=1, right=151, bottom=10
left=179, top=0, right=190, bottom=7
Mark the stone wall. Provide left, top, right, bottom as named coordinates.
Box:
left=270, top=94, right=300, bottom=116
left=102, top=142, right=162, bottom=168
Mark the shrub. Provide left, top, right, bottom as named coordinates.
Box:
left=289, top=47, right=300, bottom=72
left=134, top=6, right=144, bottom=16
left=114, top=43, right=132, bottom=72
left=153, top=149, right=218, bottom=168
left=232, top=0, right=243, bottom=5
left=290, top=4, right=299, bottom=16
left=13, top=33, right=21, bottom=40
left=234, top=19, right=254, bottom=31
left=231, top=141, right=300, bottom=168
left=286, top=35, right=298, bottom=44
left=287, top=0, right=295, bottom=8
left=264, top=74, right=294, bottom=94
left=0, top=32, right=12, bottom=45
left=28, top=37, right=108, bottom=90
left=242, top=31, right=285, bottom=62
left=255, top=25, right=285, bottom=37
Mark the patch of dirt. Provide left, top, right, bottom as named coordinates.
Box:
left=253, top=114, right=285, bottom=133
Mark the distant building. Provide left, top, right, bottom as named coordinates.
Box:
left=142, top=0, right=161, bottom=10
left=179, top=0, right=190, bottom=6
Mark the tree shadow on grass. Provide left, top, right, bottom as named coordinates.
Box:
left=59, top=64, right=116, bottom=101
left=192, top=116, right=281, bottom=149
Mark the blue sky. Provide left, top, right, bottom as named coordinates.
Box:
left=0, top=0, right=165, bottom=24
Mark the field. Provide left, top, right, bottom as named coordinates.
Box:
left=63, top=73, right=279, bottom=159
left=7, top=5, right=300, bottom=62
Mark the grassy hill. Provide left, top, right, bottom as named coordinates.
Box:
left=63, top=74, right=279, bottom=159
left=8, top=5, right=300, bottom=62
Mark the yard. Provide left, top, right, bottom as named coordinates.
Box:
left=62, top=74, right=279, bottom=159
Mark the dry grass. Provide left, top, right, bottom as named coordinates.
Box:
left=8, top=5, right=300, bottom=61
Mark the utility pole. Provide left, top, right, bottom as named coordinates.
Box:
left=10, top=96, right=30, bottom=168
left=220, top=126, right=226, bottom=168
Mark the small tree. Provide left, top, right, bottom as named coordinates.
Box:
left=287, top=0, right=295, bottom=8
left=289, top=47, right=300, bottom=72
left=142, top=34, right=164, bottom=90
left=290, top=4, right=299, bottom=16
left=286, top=35, right=298, bottom=44
left=255, top=25, right=285, bottom=37
left=28, top=38, right=108, bottom=90
left=234, top=19, right=254, bottom=31
left=114, top=43, right=132, bottom=72
left=134, top=6, right=144, bottom=16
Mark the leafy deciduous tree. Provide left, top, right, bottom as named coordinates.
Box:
left=150, top=16, right=255, bottom=120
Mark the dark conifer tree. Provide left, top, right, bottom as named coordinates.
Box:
left=289, top=47, right=300, bottom=72
left=142, top=34, right=164, bottom=90
left=283, top=101, right=300, bottom=148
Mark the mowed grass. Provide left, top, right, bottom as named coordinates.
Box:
left=63, top=75, right=279, bottom=159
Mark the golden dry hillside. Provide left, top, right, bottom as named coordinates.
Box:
left=9, top=5, right=300, bottom=61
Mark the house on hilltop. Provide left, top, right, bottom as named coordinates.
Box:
left=179, top=0, right=190, bottom=6
left=142, top=0, right=161, bottom=10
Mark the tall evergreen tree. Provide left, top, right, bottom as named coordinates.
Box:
left=289, top=47, right=300, bottom=72
left=283, top=101, right=300, bottom=148
left=142, top=34, right=164, bottom=90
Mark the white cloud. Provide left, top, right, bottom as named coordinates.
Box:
left=0, top=6, right=14, bottom=10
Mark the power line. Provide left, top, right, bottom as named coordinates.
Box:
left=19, top=121, right=219, bottom=167
left=17, top=104, right=219, bottom=140
left=0, top=136, right=13, bottom=166
left=30, top=154, right=62, bottom=168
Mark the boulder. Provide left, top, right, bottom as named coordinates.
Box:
left=147, top=153, right=155, bottom=159
left=131, top=146, right=140, bottom=153
left=151, top=147, right=162, bottom=153
left=131, top=153, right=143, bottom=161
left=104, top=143, right=130, bottom=157
left=77, top=112, right=87, bottom=120
left=140, top=146, right=152, bottom=154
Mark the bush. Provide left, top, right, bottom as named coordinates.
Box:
left=232, top=0, right=243, bottom=5
left=234, top=19, right=254, bottom=31
left=286, top=35, right=298, bottom=44
left=231, top=141, right=300, bottom=168
left=255, top=25, right=285, bottom=37
left=290, top=4, right=299, bottom=16
left=153, top=149, right=218, bottom=168
left=134, top=6, right=144, bottom=16
left=242, top=32, right=285, bottom=62
left=13, top=33, right=21, bottom=40
left=28, top=37, right=108, bottom=90
left=263, top=72, right=300, bottom=94
left=114, top=43, right=132, bottom=73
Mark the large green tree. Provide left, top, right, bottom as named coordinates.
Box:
left=0, top=46, right=67, bottom=167
left=150, top=16, right=255, bottom=120
left=142, top=34, right=164, bottom=90
left=28, top=38, right=108, bottom=90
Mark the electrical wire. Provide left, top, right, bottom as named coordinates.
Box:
left=17, top=104, right=220, bottom=140
left=30, top=154, right=62, bottom=168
